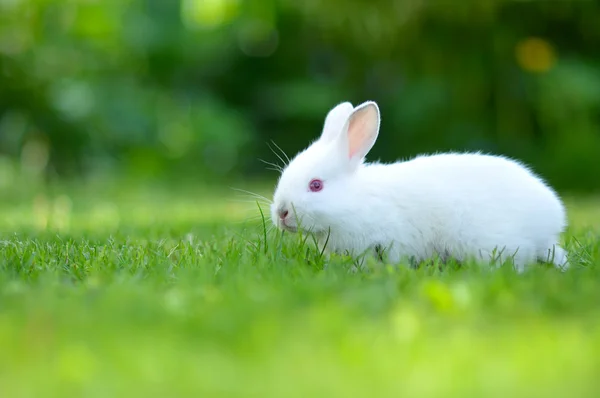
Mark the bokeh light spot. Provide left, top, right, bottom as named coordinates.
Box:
left=181, top=0, right=240, bottom=29
left=49, top=79, right=95, bottom=120
left=515, top=37, right=556, bottom=73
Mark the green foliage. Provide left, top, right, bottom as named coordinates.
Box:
left=0, top=182, right=600, bottom=396
left=1, top=1, right=600, bottom=190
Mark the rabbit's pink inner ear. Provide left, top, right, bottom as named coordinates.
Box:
left=347, top=104, right=379, bottom=159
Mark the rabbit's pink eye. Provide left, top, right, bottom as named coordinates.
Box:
left=309, top=179, right=323, bottom=192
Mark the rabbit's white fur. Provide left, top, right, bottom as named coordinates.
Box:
left=271, top=101, right=568, bottom=272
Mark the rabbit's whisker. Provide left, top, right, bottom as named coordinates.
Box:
left=258, top=158, right=283, bottom=173
left=267, top=141, right=290, bottom=167
left=229, top=187, right=272, bottom=204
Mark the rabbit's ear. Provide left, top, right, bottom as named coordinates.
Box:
left=320, top=102, right=354, bottom=143
left=339, top=101, right=380, bottom=164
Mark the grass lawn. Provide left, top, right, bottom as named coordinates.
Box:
left=1, top=179, right=600, bottom=398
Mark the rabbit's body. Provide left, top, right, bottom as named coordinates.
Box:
left=315, top=152, right=567, bottom=270
left=271, top=101, right=568, bottom=272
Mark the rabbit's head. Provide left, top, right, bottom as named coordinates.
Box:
left=271, top=101, right=381, bottom=234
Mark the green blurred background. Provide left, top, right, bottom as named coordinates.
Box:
left=1, top=0, right=599, bottom=193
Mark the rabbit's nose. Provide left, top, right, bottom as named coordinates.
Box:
left=279, top=209, right=289, bottom=220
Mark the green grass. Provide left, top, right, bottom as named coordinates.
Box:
left=1, top=180, right=600, bottom=398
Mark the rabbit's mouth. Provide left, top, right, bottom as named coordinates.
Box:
left=279, top=220, right=298, bottom=233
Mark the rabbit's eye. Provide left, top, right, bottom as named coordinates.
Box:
left=309, top=179, right=323, bottom=192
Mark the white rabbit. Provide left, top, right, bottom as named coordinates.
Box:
left=270, top=100, right=569, bottom=272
